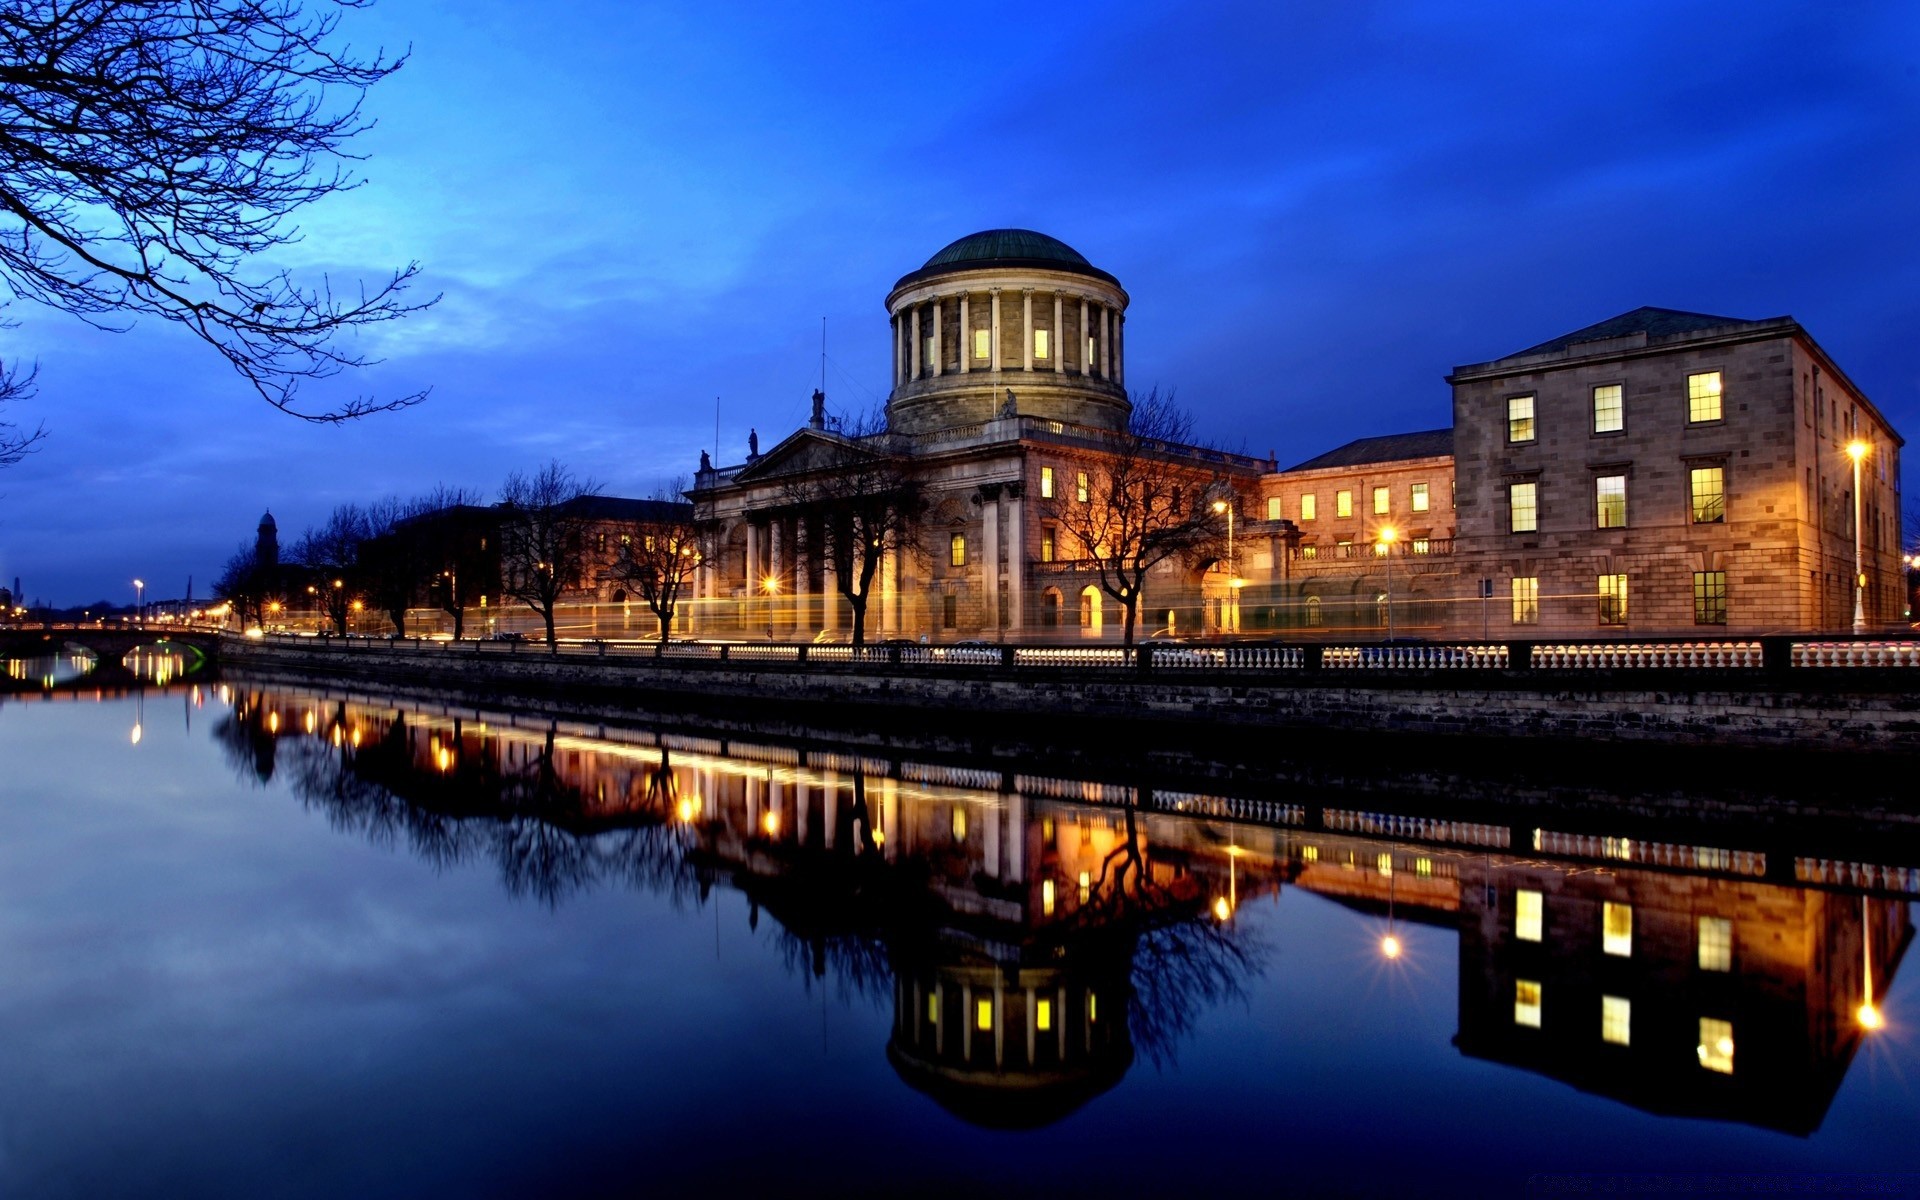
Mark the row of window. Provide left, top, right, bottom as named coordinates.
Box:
left=1037, top=466, right=1091, bottom=503
left=1266, top=483, right=1436, bottom=523
left=1507, top=467, right=1724, bottom=533
left=920, top=329, right=1101, bottom=367
left=1514, top=892, right=1734, bottom=969
left=1513, top=984, right=1735, bottom=1072
left=1507, top=371, right=1723, bottom=443
left=1508, top=572, right=1728, bottom=626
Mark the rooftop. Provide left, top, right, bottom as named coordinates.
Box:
left=1284, top=429, right=1454, bottom=473
left=1502, top=306, right=1769, bottom=360
left=891, top=228, right=1120, bottom=292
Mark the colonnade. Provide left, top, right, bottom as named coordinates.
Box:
left=892, top=288, right=1124, bottom=388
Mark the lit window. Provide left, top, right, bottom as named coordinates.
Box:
left=973, top=329, right=990, bottom=360
left=1088, top=991, right=1098, bottom=1023
left=1036, top=997, right=1053, bottom=1031
left=1512, top=577, right=1539, bottom=625
left=1041, top=530, right=1055, bottom=563
left=1595, top=475, right=1627, bottom=529
left=1086, top=336, right=1097, bottom=369
left=928, top=993, right=939, bottom=1024
left=1373, top=486, right=1390, bottom=515
left=951, top=805, right=967, bottom=840
left=1336, top=490, right=1353, bottom=518
left=1034, top=329, right=1050, bottom=359
left=1688, top=372, right=1723, bottom=422
left=1602, top=995, right=1631, bottom=1046
left=1593, top=384, right=1624, bottom=433
left=1301, top=493, right=1317, bottom=522
left=1509, top=482, right=1538, bottom=533
left=1078, top=870, right=1090, bottom=902
left=1376, top=852, right=1393, bottom=877
left=1690, top=467, right=1725, bottom=524
left=1266, top=496, right=1281, bottom=520
left=1508, top=395, right=1536, bottom=443
left=1416, top=857, right=1432, bottom=877
left=1693, top=571, right=1728, bottom=625
left=1698, top=917, right=1732, bottom=972
left=1602, top=902, right=1632, bottom=956
left=1516, top=889, right=1543, bottom=941
left=1041, top=466, right=1054, bottom=499
left=1411, top=482, right=1430, bottom=512
left=1515, top=979, right=1543, bottom=1028
left=1302, top=845, right=1319, bottom=862
left=975, top=998, right=993, bottom=1031
left=924, top=336, right=935, bottom=370
left=950, top=533, right=966, bottom=567
left=1042, top=879, right=1055, bottom=915
left=1598, top=574, right=1628, bottom=626
left=1697, top=1017, right=1734, bottom=1074
left=1077, top=472, right=1089, bottom=503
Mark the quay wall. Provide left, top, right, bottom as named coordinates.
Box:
left=217, top=635, right=1920, bottom=753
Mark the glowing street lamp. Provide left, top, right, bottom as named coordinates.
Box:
left=133, top=578, right=144, bottom=627
left=1212, top=499, right=1237, bottom=632
left=1847, top=441, right=1869, bottom=633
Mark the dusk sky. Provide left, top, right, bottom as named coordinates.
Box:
left=2, top=1, right=1916, bottom=606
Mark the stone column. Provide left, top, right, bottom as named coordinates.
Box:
left=1006, top=489, right=1024, bottom=635
left=769, top=520, right=784, bottom=630
left=1004, top=792, right=1024, bottom=880
left=958, top=293, right=970, bottom=375
left=1052, top=294, right=1064, bottom=374
left=1079, top=298, right=1090, bottom=376
left=982, top=489, right=1000, bottom=636
left=989, top=289, right=1002, bottom=374
left=1113, top=312, right=1123, bottom=386
left=1021, top=290, right=1033, bottom=371
left=794, top=520, right=811, bottom=633
left=893, top=314, right=903, bottom=387
left=931, top=299, right=943, bottom=378
left=983, top=799, right=1000, bottom=880
left=745, top=522, right=759, bottom=595
left=909, top=307, right=921, bottom=380
left=1101, top=307, right=1112, bottom=379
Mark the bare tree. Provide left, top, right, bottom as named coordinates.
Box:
left=358, top=485, right=482, bottom=636
left=0, top=351, right=38, bottom=465
left=611, top=480, right=706, bottom=643
left=290, top=502, right=370, bottom=634
left=0, top=0, right=432, bottom=430
left=781, top=410, right=925, bottom=646
left=211, top=542, right=273, bottom=628
left=499, top=460, right=600, bottom=650
left=1043, top=389, right=1233, bottom=646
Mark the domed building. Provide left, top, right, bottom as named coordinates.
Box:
left=687, top=230, right=1266, bottom=642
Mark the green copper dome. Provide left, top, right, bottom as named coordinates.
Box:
left=923, top=229, right=1091, bottom=269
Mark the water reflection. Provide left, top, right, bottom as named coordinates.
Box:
left=210, top=685, right=1912, bottom=1135
left=0, top=641, right=204, bottom=691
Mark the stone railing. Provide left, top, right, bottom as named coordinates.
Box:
left=1791, top=641, right=1920, bottom=668
left=1529, top=641, right=1763, bottom=669
left=1322, top=644, right=1508, bottom=670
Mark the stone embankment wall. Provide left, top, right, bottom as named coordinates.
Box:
left=218, top=636, right=1920, bottom=752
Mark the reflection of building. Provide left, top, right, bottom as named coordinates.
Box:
left=213, top=686, right=1915, bottom=1133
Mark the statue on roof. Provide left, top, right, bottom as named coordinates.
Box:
left=748, top=428, right=760, bottom=459
left=699, top=449, right=712, bottom=473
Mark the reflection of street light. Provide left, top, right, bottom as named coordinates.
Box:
left=1847, top=441, right=1869, bottom=633
left=1380, top=526, right=1397, bottom=641
left=1859, top=895, right=1885, bottom=1031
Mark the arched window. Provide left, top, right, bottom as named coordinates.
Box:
left=1305, top=596, right=1323, bottom=628
left=1079, top=586, right=1103, bottom=633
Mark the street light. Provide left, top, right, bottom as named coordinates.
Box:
left=1212, top=499, right=1237, bottom=633
left=1847, top=441, right=1870, bottom=633
left=1379, top=527, right=1397, bottom=641
left=133, top=578, right=144, bottom=627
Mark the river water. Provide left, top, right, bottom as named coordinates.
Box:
left=2, top=656, right=1918, bottom=1197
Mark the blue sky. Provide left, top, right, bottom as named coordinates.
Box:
left=2, top=0, right=1917, bottom=604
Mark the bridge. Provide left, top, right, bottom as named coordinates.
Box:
left=0, top=626, right=222, bottom=688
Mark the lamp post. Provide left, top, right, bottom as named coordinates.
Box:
left=1379, top=527, right=1397, bottom=641
left=1212, top=499, right=1236, bottom=633
left=1848, top=440, right=1869, bottom=634
left=133, top=578, right=144, bottom=627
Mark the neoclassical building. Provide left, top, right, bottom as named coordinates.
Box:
left=687, top=230, right=1263, bottom=640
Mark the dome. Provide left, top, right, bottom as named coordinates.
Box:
left=924, top=229, right=1091, bottom=269
left=258, top=510, right=276, bottom=529
left=893, top=228, right=1118, bottom=291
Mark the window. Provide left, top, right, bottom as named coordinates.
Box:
left=924, top=336, right=935, bottom=370
left=1698, top=917, right=1732, bottom=972
left=1336, top=490, right=1353, bottom=518
left=1515, top=980, right=1543, bottom=1028
left=1595, top=475, right=1627, bottom=529
left=1305, top=595, right=1322, bottom=626
left=1509, top=482, right=1538, bottom=533
left=1697, top=1018, right=1734, bottom=1074
left=1693, top=571, right=1728, bottom=625
left=975, top=998, right=993, bottom=1031
left=1593, top=384, right=1624, bottom=433
left=1602, top=996, right=1631, bottom=1046
left=1516, top=889, right=1543, bottom=941
left=1033, top=329, right=1050, bottom=359
left=1266, top=496, right=1281, bottom=520
left=1508, top=394, right=1536, bottom=443
left=1041, top=529, right=1055, bottom=563
left=973, top=329, right=990, bottom=360
left=1602, top=902, right=1632, bottom=957
left=1086, top=336, right=1097, bottom=367
left=1301, top=493, right=1317, bottom=522
left=1076, top=471, right=1089, bottom=503
left=1373, top=486, right=1390, bottom=515
left=950, top=534, right=966, bottom=567
left=1040, top=466, right=1054, bottom=499
left=1042, top=879, right=1055, bottom=915
left=1688, top=371, right=1723, bottom=422
left=1411, top=482, right=1430, bottom=512
left=942, top=593, right=958, bottom=628
left=1598, top=574, right=1628, bottom=625
left=1690, top=466, right=1725, bottom=524
left=1512, top=577, right=1539, bottom=625
left=1036, top=997, right=1053, bottom=1031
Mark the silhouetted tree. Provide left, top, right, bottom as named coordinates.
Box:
left=612, top=481, right=706, bottom=642
left=0, top=0, right=432, bottom=432
left=499, top=460, right=601, bottom=650
left=290, top=503, right=371, bottom=634
left=781, top=410, right=925, bottom=645
left=1042, top=389, right=1234, bottom=646
left=212, top=542, right=274, bottom=628
left=0, top=353, right=38, bottom=465
left=358, top=486, right=483, bottom=636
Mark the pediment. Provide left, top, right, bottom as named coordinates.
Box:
left=730, top=428, right=882, bottom=483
